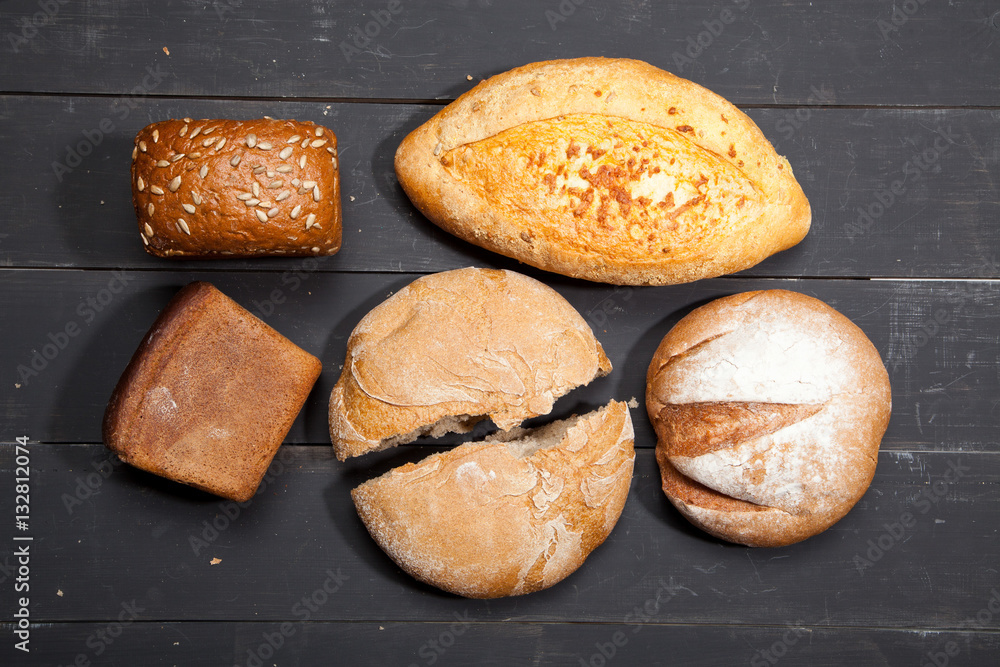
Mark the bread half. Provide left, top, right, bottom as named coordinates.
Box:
left=329, top=268, right=611, bottom=460
left=351, top=400, right=635, bottom=598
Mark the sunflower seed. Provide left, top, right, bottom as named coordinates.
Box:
left=311, top=246, right=320, bottom=253
left=182, top=203, right=196, bottom=214
left=310, top=139, right=328, bottom=148
left=150, top=185, right=165, bottom=195
left=202, top=137, right=216, bottom=147
left=252, top=167, right=266, bottom=176
left=178, top=218, right=191, bottom=235
left=302, top=180, right=317, bottom=189
left=312, top=185, right=320, bottom=202
left=258, top=142, right=273, bottom=150
left=279, top=146, right=293, bottom=159
left=298, top=155, right=307, bottom=169
left=215, top=137, right=227, bottom=150
left=140, top=232, right=149, bottom=246
left=290, top=205, right=301, bottom=219
left=287, top=135, right=301, bottom=144
left=267, top=180, right=282, bottom=189
left=170, top=153, right=185, bottom=162
left=291, top=178, right=301, bottom=187
left=245, top=198, right=259, bottom=207
left=237, top=192, right=253, bottom=201
left=255, top=209, right=268, bottom=223
left=179, top=125, right=189, bottom=137
left=263, top=115, right=273, bottom=120
left=331, top=157, right=338, bottom=170
left=139, top=141, right=148, bottom=153
left=275, top=190, right=290, bottom=201
left=297, top=187, right=309, bottom=195
left=266, top=170, right=275, bottom=178
left=147, top=203, right=155, bottom=216
left=326, top=146, right=336, bottom=155
left=433, top=142, right=442, bottom=156
left=276, top=165, right=292, bottom=173
left=199, top=165, right=209, bottom=179
left=267, top=207, right=279, bottom=218
left=152, top=129, right=159, bottom=143
left=183, top=117, right=193, bottom=123
left=203, top=126, right=216, bottom=135
left=315, top=127, right=324, bottom=137
left=306, top=213, right=316, bottom=229
left=257, top=200, right=271, bottom=208
left=155, top=160, right=169, bottom=168
left=137, top=176, right=145, bottom=191
left=247, top=133, right=257, bottom=148
left=230, top=153, right=242, bottom=167
left=192, top=192, right=202, bottom=205
left=132, top=146, right=138, bottom=160
left=190, top=126, right=202, bottom=139
left=168, top=176, right=182, bottom=192
left=251, top=182, right=260, bottom=197
left=144, top=222, right=154, bottom=236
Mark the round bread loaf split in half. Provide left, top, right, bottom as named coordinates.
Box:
left=329, top=267, right=611, bottom=461
left=352, top=400, right=635, bottom=598
left=646, top=290, right=891, bottom=547
left=395, top=57, right=810, bottom=286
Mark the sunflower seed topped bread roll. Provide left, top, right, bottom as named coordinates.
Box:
left=131, top=117, right=341, bottom=258
left=646, top=290, right=891, bottom=547
left=395, top=57, right=810, bottom=286
left=352, top=400, right=635, bottom=598
left=329, top=267, right=611, bottom=460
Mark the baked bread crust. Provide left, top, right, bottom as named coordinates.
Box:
left=131, top=118, right=341, bottom=258
left=395, top=57, right=810, bottom=285
left=646, top=290, right=891, bottom=547
left=328, top=267, right=612, bottom=460
left=352, top=400, right=635, bottom=598
left=103, top=282, right=322, bottom=501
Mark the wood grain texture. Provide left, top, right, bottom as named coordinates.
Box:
left=0, top=96, right=998, bottom=277
left=0, top=444, right=996, bottom=629
left=3, top=270, right=999, bottom=450
left=2, top=620, right=999, bottom=666
left=1, top=0, right=998, bottom=106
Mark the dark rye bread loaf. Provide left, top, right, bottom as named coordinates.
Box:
left=352, top=400, right=635, bottom=598
left=103, top=282, right=322, bottom=502
left=395, top=57, right=810, bottom=285
left=646, top=290, right=891, bottom=547
left=131, top=117, right=341, bottom=258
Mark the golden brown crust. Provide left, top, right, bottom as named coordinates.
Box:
left=646, top=290, right=891, bottom=547
left=351, top=401, right=635, bottom=598
left=102, top=282, right=322, bottom=501
left=131, top=118, right=341, bottom=258
left=395, top=57, right=810, bottom=285
left=328, top=268, right=612, bottom=460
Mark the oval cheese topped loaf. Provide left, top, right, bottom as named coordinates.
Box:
left=395, top=57, right=811, bottom=285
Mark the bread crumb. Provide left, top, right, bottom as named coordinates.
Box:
left=350, top=195, right=355, bottom=201
left=162, top=46, right=170, bottom=56
left=467, top=74, right=473, bottom=81
left=210, top=557, right=222, bottom=565
left=627, top=397, right=639, bottom=409
left=57, top=589, right=63, bottom=597
left=14, top=383, right=20, bottom=389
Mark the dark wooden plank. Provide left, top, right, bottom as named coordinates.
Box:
left=1, top=444, right=997, bottom=629
left=3, top=620, right=1000, bottom=667
left=1, top=95, right=999, bottom=277
left=1, top=1, right=999, bottom=106
left=3, top=269, right=999, bottom=450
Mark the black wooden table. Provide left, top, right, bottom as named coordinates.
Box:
left=2, top=2, right=999, bottom=665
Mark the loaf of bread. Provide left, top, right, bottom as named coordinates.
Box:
left=395, top=57, right=810, bottom=286
left=646, top=290, right=891, bottom=547
left=352, top=400, right=634, bottom=598
left=103, top=282, right=322, bottom=501
left=329, top=267, right=611, bottom=460
left=131, top=118, right=341, bottom=258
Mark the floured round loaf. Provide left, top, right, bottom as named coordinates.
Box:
left=329, top=267, right=611, bottom=460
left=646, top=290, right=891, bottom=547
left=352, top=400, right=635, bottom=598
left=395, top=57, right=810, bottom=285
